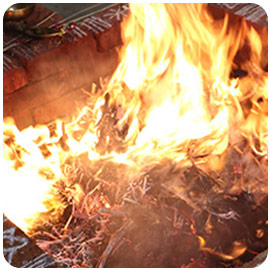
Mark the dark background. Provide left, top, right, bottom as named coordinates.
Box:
left=42, top=3, right=112, bottom=18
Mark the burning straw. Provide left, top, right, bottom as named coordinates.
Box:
left=29, top=137, right=267, bottom=267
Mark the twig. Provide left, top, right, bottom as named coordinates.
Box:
left=248, top=151, right=267, bottom=179
left=231, top=144, right=243, bottom=155
left=63, top=213, right=73, bottom=232
left=42, top=231, right=60, bottom=240
left=97, top=220, right=133, bottom=267
left=123, top=197, right=139, bottom=205
left=99, top=208, right=126, bottom=216
left=81, top=183, right=101, bottom=212
left=36, top=235, right=68, bottom=248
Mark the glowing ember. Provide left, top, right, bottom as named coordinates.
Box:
left=3, top=2, right=268, bottom=243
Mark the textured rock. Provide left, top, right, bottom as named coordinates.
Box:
left=3, top=70, right=73, bottom=118
left=32, top=88, right=87, bottom=124
left=3, top=57, right=28, bottom=95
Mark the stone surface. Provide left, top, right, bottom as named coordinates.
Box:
left=3, top=70, right=73, bottom=118
left=3, top=49, right=28, bottom=95
left=3, top=4, right=128, bottom=95
left=22, top=33, right=95, bottom=82
left=11, top=109, right=35, bottom=131
left=3, top=215, right=59, bottom=268
left=3, top=4, right=64, bottom=93
left=96, top=22, right=122, bottom=52
left=94, top=4, right=129, bottom=51
left=32, top=88, right=87, bottom=125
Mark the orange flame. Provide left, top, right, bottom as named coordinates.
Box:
left=3, top=3, right=268, bottom=234
left=102, top=3, right=267, bottom=165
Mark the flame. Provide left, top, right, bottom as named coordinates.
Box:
left=3, top=4, right=268, bottom=233
left=103, top=3, right=267, bottom=165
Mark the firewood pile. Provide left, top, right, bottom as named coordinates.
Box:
left=17, top=89, right=265, bottom=268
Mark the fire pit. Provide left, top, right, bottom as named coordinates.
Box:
left=3, top=3, right=268, bottom=268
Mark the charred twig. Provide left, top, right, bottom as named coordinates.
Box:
left=248, top=151, right=267, bottom=179
left=172, top=208, right=185, bottom=230
left=97, top=220, right=133, bottom=267
left=99, top=208, right=126, bottom=216
left=58, top=122, right=69, bottom=151
left=36, top=236, right=68, bottom=249
left=81, top=183, right=101, bottom=212
left=207, top=208, right=240, bottom=221
left=123, top=197, right=139, bottom=205
left=42, top=231, right=62, bottom=241
left=63, top=212, right=73, bottom=232
left=231, top=144, right=244, bottom=155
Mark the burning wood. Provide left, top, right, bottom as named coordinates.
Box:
left=22, top=151, right=266, bottom=267
left=3, top=3, right=268, bottom=268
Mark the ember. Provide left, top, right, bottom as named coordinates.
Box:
left=3, top=3, right=268, bottom=268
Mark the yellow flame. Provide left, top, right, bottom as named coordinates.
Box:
left=3, top=3, right=268, bottom=233
left=102, top=3, right=267, bottom=165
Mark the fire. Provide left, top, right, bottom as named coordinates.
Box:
left=3, top=4, right=268, bottom=234
left=102, top=3, right=267, bottom=167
